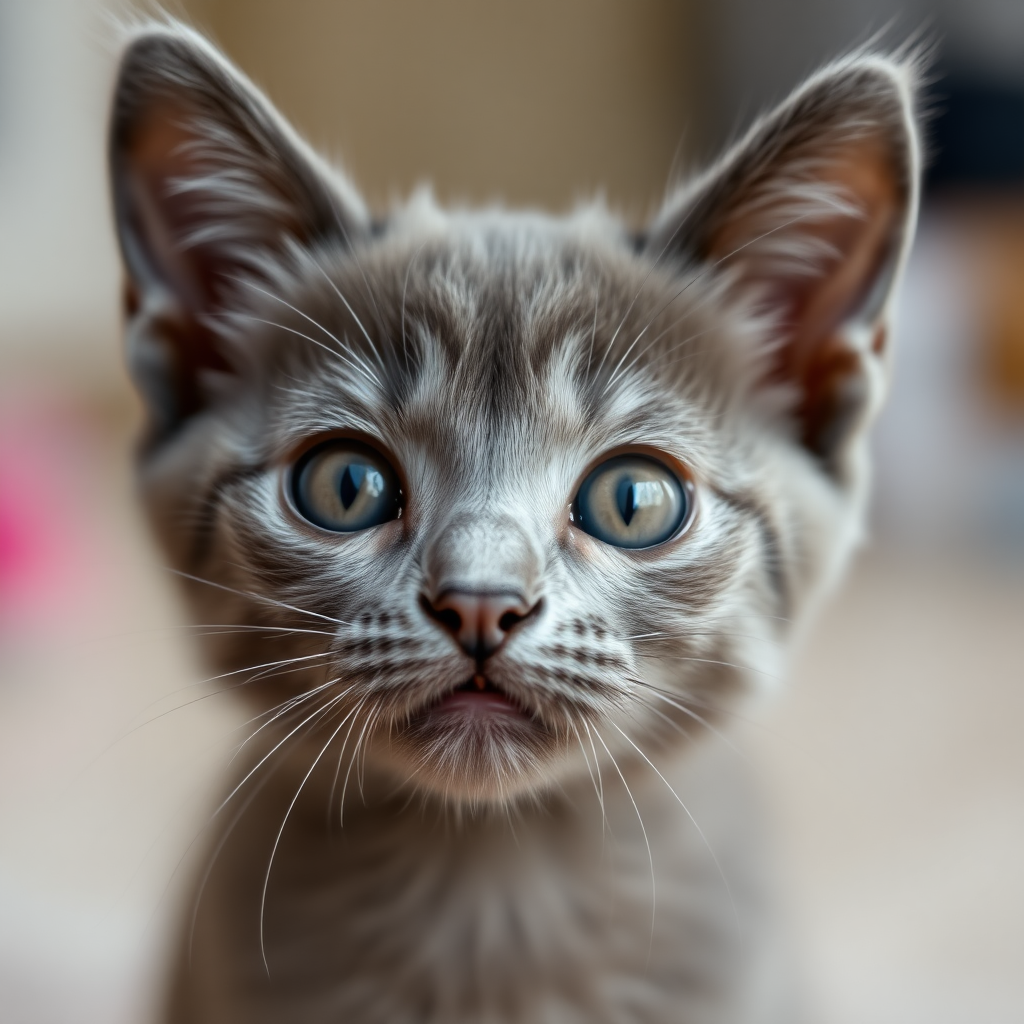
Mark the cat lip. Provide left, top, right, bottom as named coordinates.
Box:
left=427, top=674, right=527, bottom=718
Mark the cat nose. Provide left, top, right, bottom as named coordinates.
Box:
left=422, top=590, right=535, bottom=660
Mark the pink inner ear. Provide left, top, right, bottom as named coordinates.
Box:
left=127, top=108, right=211, bottom=313
left=118, top=100, right=240, bottom=421
left=708, top=136, right=906, bottom=464
left=123, top=96, right=310, bottom=318
left=125, top=99, right=258, bottom=343
left=786, top=142, right=901, bottom=366
left=712, top=137, right=902, bottom=365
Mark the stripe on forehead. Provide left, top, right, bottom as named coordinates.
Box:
left=259, top=212, right=725, bottom=465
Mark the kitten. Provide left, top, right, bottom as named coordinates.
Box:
left=108, top=22, right=920, bottom=1024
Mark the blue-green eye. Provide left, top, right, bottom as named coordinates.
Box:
left=293, top=440, right=401, bottom=532
left=573, top=454, right=689, bottom=549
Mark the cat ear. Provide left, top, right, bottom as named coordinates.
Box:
left=109, top=24, right=369, bottom=439
left=646, top=54, right=920, bottom=478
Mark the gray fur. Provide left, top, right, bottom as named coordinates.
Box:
left=108, top=21, right=921, bottom=1024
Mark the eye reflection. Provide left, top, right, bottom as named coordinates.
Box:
left=292, top=440, right=401, bottom=532
left=574, top=454, right=688, bottom=549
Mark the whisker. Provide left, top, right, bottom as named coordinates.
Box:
left=608, top=721, right=738, bottom=926
left=186, top=623, right=337, bottom=639
left=232, top=312, right=382, bottom=389
left=356, top=701, right=386, bottom=800
left=580, top=719, right=606, bottom=839
left=568, top=717, right=606, bottom=839
left=401, top=241, right=429, bottom=370
left=161, top=650, right=333, bottom=704
left=604, top=247, right=748, bottom=392
left=328, top=694, right=372, bottom=828
left=637, top=700, right=694, bottom=742
left=235, top=278, right=331, bottom=332
left=187, top=752, right=280, bottom=968
left=592, top=726, right=655, bottom=969
left=650, top=653, right=781, bottom=682
left=592, top=193, right=703, bottom=383
left=80, top=654, right=336, bottom=778
left=142, top=650, right=332, bottom=718
left=345, top=697, right=376, bottom=809
left=182, top=692, right=349, bottom=966
left=236, top=272, right=387, bottom=385
left=259, top=697, right=364, bottom=974
left=682, top=610, right=793, bottom=626
left=609, top=322, right=717, bottom=390
left=53, top=621, right=335, bottom=652
left=231, top=688, right=321, bottom=740
left=629, top=627, right=782, bottom=648
left=585, top=279, right=600, bottom=380
left=164, top=568, right=350, bottom=626
left=629, top=682, right=743, bottom=760
left=214, top=687, right=350, bottom=822
left=231, top=677, right=346, bottom=761
left=604, top=208, right=824, bottom=394
left=311, top=259, right=387, bottom=372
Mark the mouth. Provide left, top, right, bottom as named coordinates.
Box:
left=428, top=673, right=527, bottom=720
left=392, top=671, right=556, bottom=801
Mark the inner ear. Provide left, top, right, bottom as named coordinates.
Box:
left=713, top=137, right=906, bottom=463
left=110, top=27, right=370, bottom=440
left=119, top=104, right=232, bottom=318
left=648, top=57, right=920, bottom=479
left=710, top=137, right=901, bottom=365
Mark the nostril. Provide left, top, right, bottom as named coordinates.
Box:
left=497, top=610, right=523, bottom=632
left=437, top=607, right=461, bottom=633
left=501, top=598, right=542, bottom=633
left=420, top=593, right=462, bottom=632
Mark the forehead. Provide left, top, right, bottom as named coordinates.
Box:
left=253, top=209, right=728, bottom=475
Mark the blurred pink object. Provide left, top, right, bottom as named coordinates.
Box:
left=0, top=396, right=104, bottom=631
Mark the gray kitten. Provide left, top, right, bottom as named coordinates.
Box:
left=108, top=22, right=920, bottom=1024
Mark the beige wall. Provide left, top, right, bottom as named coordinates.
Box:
left=181, top=0, right=697, bottom=218
left=0, top=0, right=122, bottom=394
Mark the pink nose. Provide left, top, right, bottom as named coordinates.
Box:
left=424, top=590, right=534, bottom=660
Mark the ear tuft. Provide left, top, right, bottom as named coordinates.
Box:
left=648, top=53, right=922, bottom=480
left=109, top=24, right=369, bottom=440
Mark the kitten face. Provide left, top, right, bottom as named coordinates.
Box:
left=155, top=222, right=778, bottom=802
left=111, top=26, right=920, bottom=806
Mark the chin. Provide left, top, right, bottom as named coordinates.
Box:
left=383, top=682, right=568, bottom=806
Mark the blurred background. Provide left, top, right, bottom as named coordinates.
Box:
left=1, top=2, right=1021, bottom=1022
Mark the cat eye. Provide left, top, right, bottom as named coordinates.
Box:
left=292, top=440, right=402, bottom=532
left=572, top=454, right=690, bottom=549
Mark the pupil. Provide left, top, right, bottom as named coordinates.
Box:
left=618, top=480, right=637, bottom=526
left=339, top=463, right=365, bottom=509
